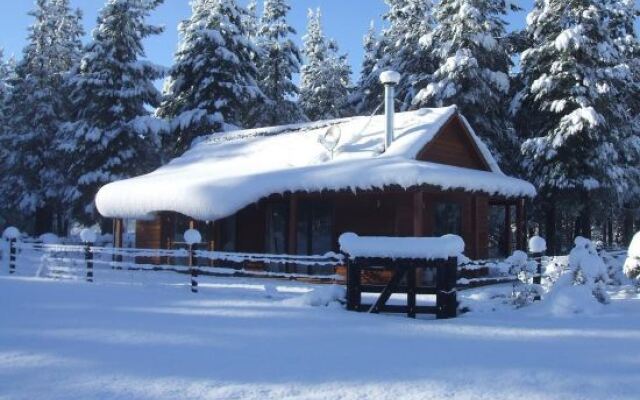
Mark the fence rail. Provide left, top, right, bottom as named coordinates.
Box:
left=5, top=241, right=346, bottom=286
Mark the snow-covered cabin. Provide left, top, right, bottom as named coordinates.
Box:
left=96, top=105, right=535, bottom=260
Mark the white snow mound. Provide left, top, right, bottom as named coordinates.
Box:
left=339, top=232, right=464, bottom=259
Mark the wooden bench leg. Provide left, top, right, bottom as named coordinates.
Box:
left=370, top=268, right=406, bottom=314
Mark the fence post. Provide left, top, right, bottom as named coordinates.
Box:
left=9, top=238, right=16, bottom=275
left=346, top=258, right=360, bottom=311
left=184, top=228, right=202, bottom=294
left=528, top=236, right=547, bottom=301
left=85, top=242, right=94, bottom=283
left=189, top=243, right=198, bottom=294
left=436, top=257, right=457, bottom=319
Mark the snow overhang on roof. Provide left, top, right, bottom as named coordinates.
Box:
left=96, top=106, right=537, bottom=221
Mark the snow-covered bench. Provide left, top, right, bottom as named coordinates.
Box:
left=339, top=233, right=464, bottom=319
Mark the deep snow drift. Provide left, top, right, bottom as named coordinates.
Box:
left=1, top=271, right=639, bottom=400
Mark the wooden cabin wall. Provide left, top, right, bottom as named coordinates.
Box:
left=235, top=203, right=266, bottom=253
left=417, top=116, right=491, bottom=172
left=135, top=214, right=172, bottom=249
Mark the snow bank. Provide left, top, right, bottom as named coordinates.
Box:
left=540, top=281, right=603, bottom=317
left=339, top=232, right=464, bottom=259
left=96, top=107, right=536, bottom=221
left=283, top=285, right=345, bottom=307
left=624, top=232, right=640, bottom=279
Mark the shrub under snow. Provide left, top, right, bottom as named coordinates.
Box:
left=624, top=232, right=640, bottom=281
left=554, top=237, right=610, bottom=305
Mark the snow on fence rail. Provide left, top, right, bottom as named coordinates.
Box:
left=5, top=240, right=345, bottom=286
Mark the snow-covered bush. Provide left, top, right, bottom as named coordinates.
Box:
left=563, top=237, right=609, bottom=304
left=506, top=250, right=541, bottom=308
left=623, top=232, right=640, bottom=282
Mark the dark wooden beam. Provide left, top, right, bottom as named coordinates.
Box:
left=503, top=204, right=512, bottom=256
left=515, top=198, right=526, bottom=251
left=413, top=191, right=425, bottom=236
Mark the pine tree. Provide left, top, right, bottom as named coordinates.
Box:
left=413, top=0, right=515, bottom=166
left=253, top=0, right=305, bottom=126
left=300, top=9, right=351, bottom=121
left=352, top=21, right=386, bottom=115
left=0, top=50, right=16, bottom=226
left=383, top=0, right=436, bottom=109
left=2, top=0, right=84, bottom=234
left=243, top=0, right=259, bottom=39
left=158, top=0, right=264, bottom=155
left=513, top=0, right=637, bottom=248
left=60, top=0, right=165, bottom=222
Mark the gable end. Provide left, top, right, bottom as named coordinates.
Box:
left=416, top=114, right=492, bottom=172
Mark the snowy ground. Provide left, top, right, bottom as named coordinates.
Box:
left=1, top=271, right=640, bottom=399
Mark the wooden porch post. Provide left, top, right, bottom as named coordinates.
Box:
left=503, top=204, right=512, bottom=256
left=113, top=218, right=124, bottom=248
left=413, top=191, right=425, bottom=236
left=515, top=199, right=526, bottom=251
left=287, top=194, right=298, bottom=273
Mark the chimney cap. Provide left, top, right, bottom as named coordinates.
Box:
left=379, top=70, right=401, bottom=85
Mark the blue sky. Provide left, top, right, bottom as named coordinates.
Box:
left=0, top=0, right=634, bottom=78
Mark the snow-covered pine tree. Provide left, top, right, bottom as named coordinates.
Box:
left=60, top=0, right=166, bottom=223
left=0, top=50, right=16, bottom=226
left=352, top=21, right=386, bottom=115
left=243, top=0, right=259, bottom=39
left=253, top=0, right=305, bottom=126
left=608, top=0, right=640, bottom=244
left=2, top=0, right=84, bottom=234
left=413, top=0, right=515, bottom=167
left=158, top=0, right=264, bottom=155
left=513, top=0, right=637, bottom=248
left=299, top=9, right=351, bottom=121
left=383, top=0, right=436, bottom=110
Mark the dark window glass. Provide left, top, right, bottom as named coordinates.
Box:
left=219, top=216, right=236, bottom=252
left=296, top=201, right=333, bottom=255
left=434, top=202, right=462, bottom=236
left=266, top=203, right=288, bottom=254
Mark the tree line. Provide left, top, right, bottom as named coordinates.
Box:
left=0, top=0, right=638, bottom=254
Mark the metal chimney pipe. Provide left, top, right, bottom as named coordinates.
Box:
left=379, top=70, right=401, bottom=151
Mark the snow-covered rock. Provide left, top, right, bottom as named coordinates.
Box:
left=339, top=232, right=464, bottom=259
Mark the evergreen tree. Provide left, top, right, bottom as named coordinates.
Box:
left=352, top=21, right=386, bottom=115
left=158, top=0, right=263, bottom=155
left=513, top=0, right=637, bottom=249
left=0, top=50, right=16, bottom=226
left=254, top=0, right=305, bottom=126
left=414, top=0, right=515, bottom=165
left=243, top=0, right=259, bottom=39
left=299, top=9, right=351, bottom=121
left=2, top=0, right=84, bottom=234
left=383, top=0, right=436, bottom=109
left=60, top=0, right=165, bottom=222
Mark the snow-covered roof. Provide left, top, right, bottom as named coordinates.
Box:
left=96, top=106, right=536, bottom=221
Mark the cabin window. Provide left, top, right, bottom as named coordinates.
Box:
left=488, top=205, right=515, bottom=259
left=172, top=214, right=191, bottom=245
left=433, top=202, right=462, bottom=236
left=296, top=201, right=333, bottom=255
left=218, top=216, right=236, bottom=252
left=266, top=203, right=288, bottom=254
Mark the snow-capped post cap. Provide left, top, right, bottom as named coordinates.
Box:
left=379, top=70, right=401, bottom=85
left=184, top=229, right=202, bottom=246
left=2, top=226, right=20, bottom=240
left=528, top=235, right=547, bottom=254
left=39, top=233, right=60, bottom=245
left=80, top=228, right=97, bottom=244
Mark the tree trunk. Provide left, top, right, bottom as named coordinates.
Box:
left=579, top=203, right=592, bottom=239
left=623, top=205, right=635, bottom=246
left=34, top=205, right=53, bottom=236
left=545, top=203, right=557, bottom=256
left=100, top=217, right=113, bottom=237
